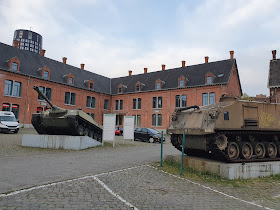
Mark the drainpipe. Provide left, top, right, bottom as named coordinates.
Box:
left=23, top=76, right=31, bottom=127
left=274, top=88, right=278, bottom=103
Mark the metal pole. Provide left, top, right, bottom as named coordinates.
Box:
left=160, top=131, right=163, bottom=167
left=180, top=131, right=186, bottom=175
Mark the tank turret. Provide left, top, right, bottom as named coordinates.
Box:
left=167, top=97, right=280, bottom=162
left=31, top=86, right=102, bottom=142
left=33, top=85, right=67, bottom=115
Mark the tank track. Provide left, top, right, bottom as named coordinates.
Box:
left=31, top=114, right=45, bottom=134
left=213, top=131, right=280, bottom=163
left=67, top=115, right=102, bottom=142
left=171, top=133, right=280, bottom=163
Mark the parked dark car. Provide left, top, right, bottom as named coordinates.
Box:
left=134, top=127, right=165, bottom=143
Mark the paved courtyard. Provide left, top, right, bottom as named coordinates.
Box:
left=0, top=129, right=280, bottom=209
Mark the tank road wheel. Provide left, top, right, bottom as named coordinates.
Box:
left=239, top=142, right=253, bottom=160
left=265, top=142, right=277, bottom=158
left=84, top=128, right=89, bottom=136
left=78, top=125, right=84, bottom=136
left=225, top=142, right=239, bottom=160
left=215, top=134, right=228, bottom=150
left=171, top=134, right=182, bottom=152
left=252, top=142, right=265, bottom=158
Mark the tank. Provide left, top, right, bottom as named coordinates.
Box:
left=167, top=96, right=280, bottom=162
left=31, top=85, right=102, bottom=142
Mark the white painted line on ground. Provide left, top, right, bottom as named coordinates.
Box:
left=0, top=165, right=143, bottom=209
left=147, top=165, right=274, bottom=210
left=94, top=176, right=138, bottom=210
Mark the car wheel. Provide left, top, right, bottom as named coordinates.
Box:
left=14, top=129, right=19, bottom=134
left=149, top=138, right=154, bottom=143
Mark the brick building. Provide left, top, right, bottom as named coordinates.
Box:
left=0, top=41, right=242, bottom=131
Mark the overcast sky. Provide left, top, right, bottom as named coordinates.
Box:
left=1, top=0, right=279, bottom=96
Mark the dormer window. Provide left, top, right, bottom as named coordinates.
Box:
left=66, top=73, right=74, bottom=85
left=207, top=76, right=212, bottom=84
left=136, top=85, right=140, bottom=91
left=179, top=80, right=184, bottom=87
left=43, top=71, right=49, bottom=78
left=12, top=62, right=18, bottom=71
left=84, top=80, right=94, bottom=90
left=8, top=57, right=20, bottom=72
left=117, top=84, right=127, bottom=94
left=40, top=66, right=50, bottom=79
left=178, top=75, right=186, bottom=88
left=155, top=79, right=162, bottom=90
left=205, top=72, right=214, bottom=84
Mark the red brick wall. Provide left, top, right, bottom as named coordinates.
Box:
left=112, top=85, right=229, bottom=130
left=0, top=71, right=111, bottom=125
left=0, top=62, right=242, bottom=130
left=225, top=63, right=242, bottom=98
left=270, top=87, right=280, bottom=103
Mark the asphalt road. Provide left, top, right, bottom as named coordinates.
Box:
left=0, top=129, right=180, bottom=194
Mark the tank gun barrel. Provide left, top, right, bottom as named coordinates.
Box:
left=33, top=85, right=56, bottom=110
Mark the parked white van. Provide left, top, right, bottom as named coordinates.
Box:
left=0, top=111, right=19, bottom=133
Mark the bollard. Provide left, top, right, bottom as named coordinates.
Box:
left=160, top=131, right=163, bottom=167
left=180, top=131, right=186, bottom=175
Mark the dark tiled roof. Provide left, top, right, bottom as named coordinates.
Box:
left=0, top=42, right=242, bottom=95
left=111, top=59, right=237, bottom=95
left=268, top=59, right=280, bottom=87
left=0, top=42, right=111, bottom=94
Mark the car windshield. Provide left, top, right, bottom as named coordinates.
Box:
left=147, top=128, right=159, bottom=134
left=0, top=116, right=17, bottom=122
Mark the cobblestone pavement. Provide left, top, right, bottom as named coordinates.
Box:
left=1, top=129, right=280, bottom=209
left=1, top=165, right=278, bottom=209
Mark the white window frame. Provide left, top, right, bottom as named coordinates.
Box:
left=152, top=96, right=162, bottom=109
left=202, top=92, right=215, bottom=106
left=152, top=114, right=162, bottom=127
left=132, top=98, right=141, bottom=110
left=175, top=95, right=187, bottom=108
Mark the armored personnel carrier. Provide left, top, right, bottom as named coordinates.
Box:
left=31, top=86, right=102, bottom=142
left=167, top=97, right=280, bottom=162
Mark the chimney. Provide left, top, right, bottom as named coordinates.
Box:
left=272, top=50, right=277, bottom=60
left=40, top=49, right=46, bottom=57
left=230, top=50, right=234, bottom=60
left=63, top=57, right=67, bottom=64
left=162, top=64, right=165, bottom=70
left=81, top=63, right=85, bottom=70
left=129, top=70, right=132, bottom=76
left=13, top=40, right=19, bottom=48
left=182, top=60, right=186, bottom=67
left=144, top=68, right=148, bottom=74
left=205, top=56, right=209, bottom=63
